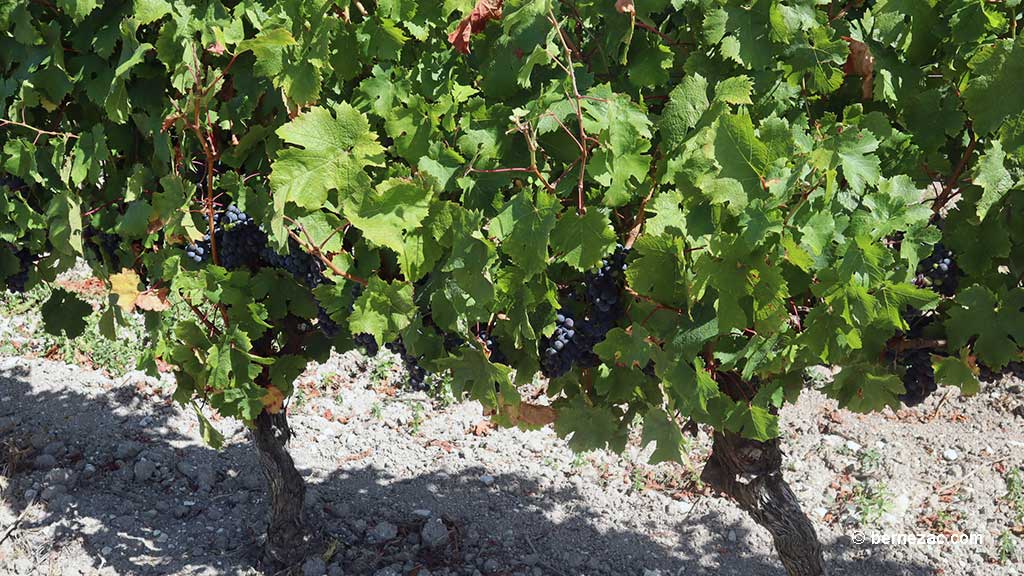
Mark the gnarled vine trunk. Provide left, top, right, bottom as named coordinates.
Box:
left=701, top=429, right=826, bottom=576
left=700, top=371, right=826, bottom=576
left=253, top=409, right=308, bottom=568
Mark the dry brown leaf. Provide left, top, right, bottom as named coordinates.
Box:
left=135, top=287, right=172, bottom=311
left=448, top=0, right=504, bottom=55
left=501, top=402, right=558, bottom=427
left=471, top=420, right=496, bottom=436
left=842, top=37, right=874, bottom=101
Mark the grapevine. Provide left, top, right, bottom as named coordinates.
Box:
left=2, top=1, right=1022, bottom=574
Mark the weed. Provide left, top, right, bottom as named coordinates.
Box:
left=409, top=402, right=425, bottom=434
left=858, top=448, right=883, bottom=474
left=998, top=530, right=1018, bottom=564
left=1004, top=468, right=1024, bottom=524
left=852, top=481, right=893, bottom=526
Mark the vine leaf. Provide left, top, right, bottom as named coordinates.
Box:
left=270, top=104, right=385, bottom=217
left=41, top=288, right=91, bottom=339
left=110, top=269, right=142, bottom=312
left=933, top=353, right=980, bottom=397
left=488, top=190, right=559, bottom=277
left=261, top=385, right=285, bottom=414
left=349, top=277, right=415, bottom=345
left=641, top=408, right=683, bottom=464
left=448, top=0, right=504, bottom=55
left=972, top=141, right=1015, bottom=220
left=554, top=398, right=620, bottom=452
left=550, top=208, right=617, bottom=271
left=946, top=286, right=1024, bottom=371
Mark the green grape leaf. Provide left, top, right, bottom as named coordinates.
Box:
left=270, top=104, right=385, bottom=212
left=946, top=286, right=1024, bottom=371
left=641, top=408, right=684, bottom=464
left=41, top=288, right=92, bottom=338
left=350, top=277, right=415, bottom=345
left=436, top=348, right=514, bottom=410
left=933, top=353, right=981, bottom=397
left=594, top=326, right=654, bottom=368
left=824, top=363, right=903, bottom=413
left=550, top=208, right=616, bottom=271
left=342, top=178, right=432, bottom=253
left=659, top=73, right=709, bottom=152
left=488, top=190, right=559, bottom=277
left=971, top=141, right=1015, bottom=220
left=553, top=398, right=620, bottom=452
left=963, top=37, right=1024, bottom=136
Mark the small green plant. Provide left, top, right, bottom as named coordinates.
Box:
left=997, top=530, right=1018, bottom=565
left=370, top=357, right=396, bottom=387
left=370, top=402, right=383, bottom=421
left=1004, top=468, right=1024, bottom=524
left=408, top=402, right=425, bottom=435
left=630, top=468, right=647, bottom=493
left=292, top=386, right=308, bottom=410
left=853, top=482, right=893, bottom=526
left=858, top=448, right=883, bottom=474
left=571, top=452, right=587, bottom=469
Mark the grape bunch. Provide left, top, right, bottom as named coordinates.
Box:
left=260, top=239, right=323, bottom=288
left=585, top=244, right=629, bottom=313
left=84, top=228, right=120, bottom=266
left=896, top=348, right=937, bottom=407
left=184, top=204, right=268, bottom=269
left=914, top=243, right=959, bottom=296
left=473, top=324, right=508, bottom=364
left=3, top=245, right=35, bottom=293
left=540, top=311, right=581, bottom=378
left=386, top=339, right=429, bottom=391
left=317, top=307, right=341, bottom=339
left=540, top=245, right=631, bottom=378
left=887, top=310, right=940, bottom=407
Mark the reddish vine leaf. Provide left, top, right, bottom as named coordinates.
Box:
left=135, top=287, right=172, bottom=311
left=448, top=0, right=504, bottom=55
left=842, top=36, right=874, bottom=100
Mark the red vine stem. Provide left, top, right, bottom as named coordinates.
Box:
left=932, top=126, right=977, bottom=214
left=283, top=216, right=368, bottom=285
left=549, top=8, right=589, bottom=215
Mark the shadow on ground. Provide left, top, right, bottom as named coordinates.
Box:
left=0, top=360, right=935, bottom=576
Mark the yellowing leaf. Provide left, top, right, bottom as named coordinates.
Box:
left=261, top=385, right=285, bottom=414
left=110, top=269, right=141, bottom=312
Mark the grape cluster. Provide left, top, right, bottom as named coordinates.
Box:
left=473, top=324, right=508, bottom=364
left=3, top=246, right=35, bottom=293
left=317, top=307, right=341, bottom=340
left=887, top=310, right=940, bottom=407
left=261, top=239, right=323, bottom=288
left=896, top=348, right=938, bottom=407
left=386, top=339, right=429, bottom=391
left=540, top=312, right=581, bottom=378
left=184, top=205, right=269, bottom=270
left=84, top=228, right=120, bottom=265
left=540, top=244, right=630, bottom=378
left=585, top=244, right=629, bottom=313
left=913, top=243, right=959, bottom=297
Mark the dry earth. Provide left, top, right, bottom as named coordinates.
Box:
left=0, top=352, right=1022, bottom=576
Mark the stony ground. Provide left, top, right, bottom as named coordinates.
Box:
left=1, top=350, right=1022, bottom=576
